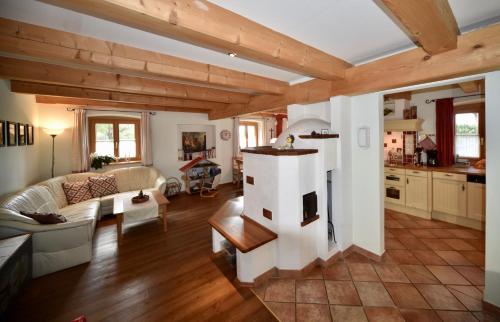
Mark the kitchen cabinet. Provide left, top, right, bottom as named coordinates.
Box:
left=467, top=182, right=485, bottom=221
left=406, top=174, right=428, bottom=211
left=433, top=172, right=467, bottom=217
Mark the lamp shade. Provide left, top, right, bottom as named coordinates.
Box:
left=43, top=127, right=64, bottom=136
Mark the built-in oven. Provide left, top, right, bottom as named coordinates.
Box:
left=385, top=184, right=405, bottom=205
left=384, top=170, right=406, bottom=205
left=385, top=174, right=402, bottom=184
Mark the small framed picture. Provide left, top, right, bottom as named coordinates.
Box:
left=321, top=129, right=329, bottom=135
left=27, top=124, right=34, bottom=145
left=0, top=120, right=5, bottom=147
left=17, top=123, right=26, bottom=146
left=7, top=121, right=16, bottom=146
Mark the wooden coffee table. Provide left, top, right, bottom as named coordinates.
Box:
left=113, top=190, right=169, bottom=242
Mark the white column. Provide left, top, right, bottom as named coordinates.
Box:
left=484, top=71, right=500, bottom=306
left=350, top=93, right=385, bottom=256
left=330, top=96, right=353, bottom=250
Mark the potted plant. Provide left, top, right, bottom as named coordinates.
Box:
left=90, top=153, right=116, bottom=170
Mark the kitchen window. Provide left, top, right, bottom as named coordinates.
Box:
left=89, top=117, right=141, bottom=161
left=239, top=121, right=259, bottom=149
left=454, top=103, right=484, bottom=160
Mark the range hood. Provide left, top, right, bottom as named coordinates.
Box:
left=384, top=119, right=423, bottom=132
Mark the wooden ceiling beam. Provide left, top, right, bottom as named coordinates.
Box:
left=35, top=95, right=209, bottom=114
left=331, top=23, right=500, bottom=96
left=384, top=92, right=412, bottom=101
left=457, top=80, right=481, bottom=93
left=0, top=57, right=250, bottom=104
left=0, top=17, right=287, bottom=95
left=11, top=81, right=226, bottom=110
left=210, top=23, right=500, bottom=119
left=41, top=0, right=351, bottom=80
left=378, top=0, right=459, bottom=55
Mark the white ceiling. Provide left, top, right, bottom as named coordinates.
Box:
left=0, top=0, right=499, bottom=84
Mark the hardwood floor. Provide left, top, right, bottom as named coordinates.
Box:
left=7, top=184, right=277, bottom=322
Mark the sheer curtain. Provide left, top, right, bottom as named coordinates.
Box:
left=141, top=112, right=153, bottom=166
left=262, top=118, right=269, bottom=145
left=72, top=108, right=90, bottom=173
left=233, top=117, right=240, bottom=157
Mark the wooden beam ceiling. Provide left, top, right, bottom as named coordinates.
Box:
left=457, top=80, right=483, bottom=93
left=41, top=0, right=351, bottom=80
left=210, top=23, right=500, bottom=119
left=11, top=81, right=226, bottom=110
left=0, top=57, right=251, bottom=104
left=0, top=18, right=287, bottom=95
left=35, top=95, right=209, bottom=114
left=384, top=92, right=412, bottom=101
left=378, top=0, right=459, bottom=55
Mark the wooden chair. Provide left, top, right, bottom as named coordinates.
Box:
left=232, top=157, right=243, bottom=188
left=200, top=173, right=221, bottom=198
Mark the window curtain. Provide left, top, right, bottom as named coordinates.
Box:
left=262, top=118, right=269, bottom=145
left=141, top=112, right=153, bottom=166
left=71, top=108, right=90, bottom=173
left=233, top=117, right=240, bottom=157
left=436, top=98, right=455, bottom=166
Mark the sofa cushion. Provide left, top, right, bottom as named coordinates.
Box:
left=39, top=176, right=68, bottom=208
left=59, top=200, right=100, bottom=223
left=21, top=211, right=67, bottom=224
left=0, top=185, right=59, bottom=214
left=106, top=167, right=152, bottom=192
left=88, top=175, right=119, bottom=197
left=62, top=181, right=93, bottom=205
left=64, top=172, right=98, bottom=183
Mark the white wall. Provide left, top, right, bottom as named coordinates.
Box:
left=37, top=104, right=74, bottom=178
left=350, top=93, right=385, bottom=256
left=410, top=87, right=466, bottom=136
left=0, top=80, right=41, bottom=196
left=288, top=101, right=331, bottom=125
left=330, top=96, right=353, bottom=251
left=152, top=112, right=233, bottom=187
left=484, top=71, right=500, bottom=307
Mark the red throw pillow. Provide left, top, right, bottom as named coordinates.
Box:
left=88, top=175, right=119, bottom=198
left=21, top=211, right=67, bottom=224
left=62, top=181, right=93, bottom=204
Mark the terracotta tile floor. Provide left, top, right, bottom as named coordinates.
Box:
left=252, top=209, right=499, bottom=322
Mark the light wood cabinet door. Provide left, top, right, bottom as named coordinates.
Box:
left=433, top=178, right=467, bottom=217
left=406, top=175, right=428, bottom=211
left=467, top=182, right=485, bottom=221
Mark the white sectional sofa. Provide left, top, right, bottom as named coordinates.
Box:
left=0, top=166, right=166, bottom=277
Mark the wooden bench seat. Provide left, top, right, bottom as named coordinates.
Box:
left=208, top=196, right=277, bottom=253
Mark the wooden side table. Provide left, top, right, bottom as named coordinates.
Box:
left=0, top=234, right=32, bottom=320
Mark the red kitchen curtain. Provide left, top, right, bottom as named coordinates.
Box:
left=436, top=98, right=455, bottom=166
left=275, top=114, right=288, bottom=137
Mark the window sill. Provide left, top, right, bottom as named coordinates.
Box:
left=109, top=160, right=142, bottom=166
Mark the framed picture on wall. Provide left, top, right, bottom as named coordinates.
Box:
left=26, top=124, right=34, bottom=145
left=0, top=120, right=5, bottom=147
left=7, top=121, right=16, bottom=146
left=17, top=123, right=26, bottom=146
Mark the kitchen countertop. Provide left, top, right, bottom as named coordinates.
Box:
left=385, top=163, right=485, bottom=176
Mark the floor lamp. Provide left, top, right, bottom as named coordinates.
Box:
left=43, top=128, right=64, bottom=178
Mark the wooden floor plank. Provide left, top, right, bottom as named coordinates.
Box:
left=7, top=184, right=276, bottom=322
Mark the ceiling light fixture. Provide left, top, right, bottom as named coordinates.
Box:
left=228, top=52, right=237, bottom=58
